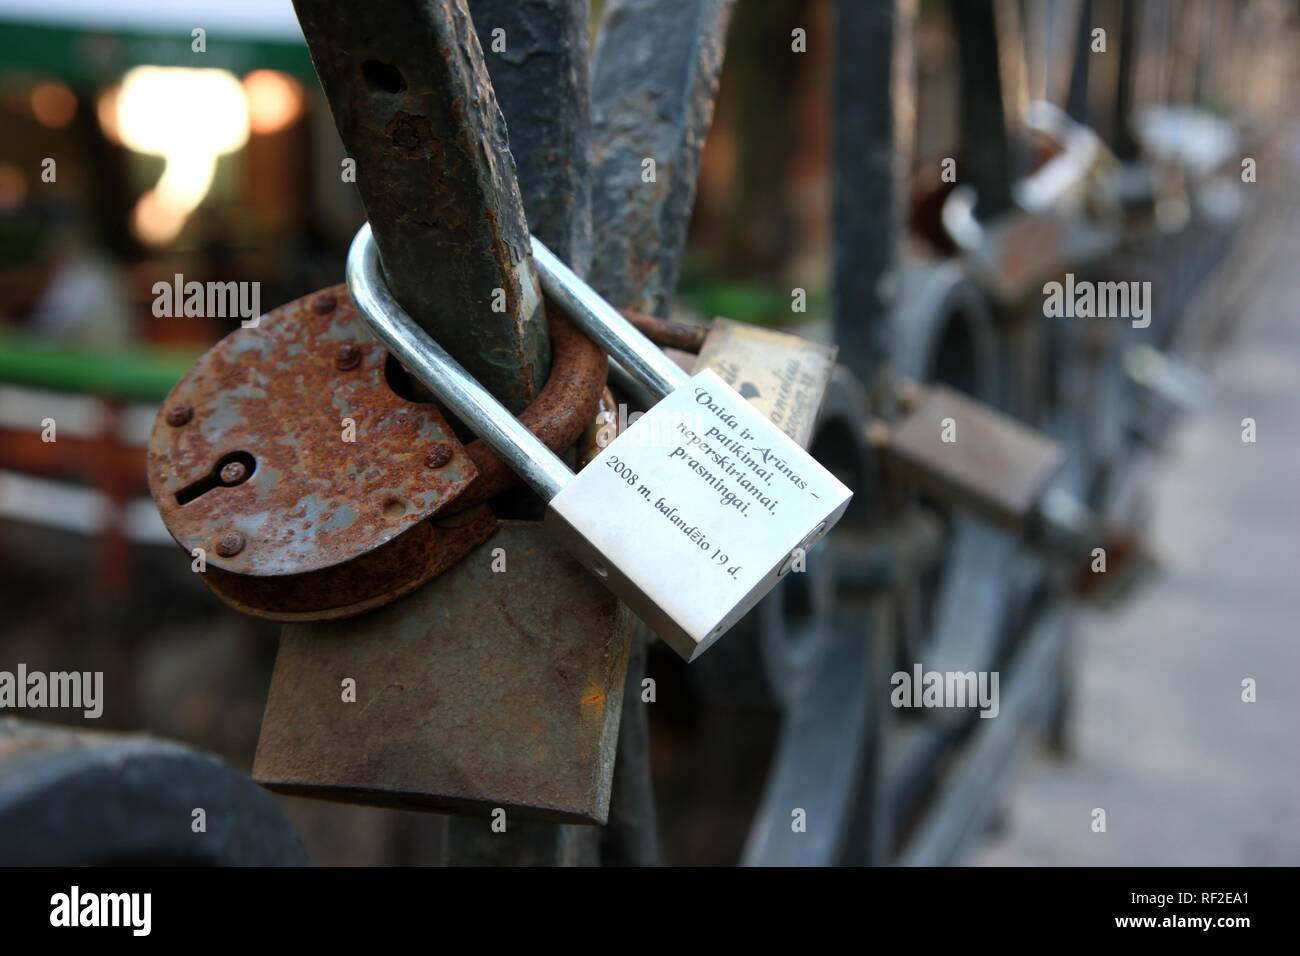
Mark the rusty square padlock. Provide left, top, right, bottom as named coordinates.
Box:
left=253, top=520, right=634, bottom=824
left=873, top=384, right=1065, bottom=532
left=350, top=225, right=853, bottom=662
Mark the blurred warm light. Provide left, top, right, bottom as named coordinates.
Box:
left=243, top=70, right=304, bottom=135
left=0, top=164, right=27, bottom=212
left=31, top=82, right=77, bottom=129
left=131, top=191, right=189, bottom=244
left=96, top=87, right=120, bottom=143
left=112, top=66, right=250, bottom=245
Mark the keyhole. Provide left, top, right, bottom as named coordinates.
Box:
left=175, top=451, right=256, bottom=505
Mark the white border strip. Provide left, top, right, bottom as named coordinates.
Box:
left=0, top=0, right=305, bottom=42
left=0, top=470, right=173, bottom=544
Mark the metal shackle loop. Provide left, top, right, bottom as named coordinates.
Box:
left=346, top=223, right=573, bottom=502
left=529, top=237, right=690, bottom=400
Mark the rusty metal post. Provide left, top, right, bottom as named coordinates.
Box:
left=1112, top=0, right=1141, bottom=161
left=587, top=0, right=736, bottom=865
left=1068, top=0, right=1138, bottom=157
left=291, top=0, right=549, bottom=411
left=1065, top=0, right=1095, bottom=127
left=470, top=0, right=593, bottom=274
left=438, top=0, right=599, bottom=867
left=952, top=0, right=1017, bottom=220
left=589, top=0, right=736, bottom=317
left=833, top=0, right=915, bottom=396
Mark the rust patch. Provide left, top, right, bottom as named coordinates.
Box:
left=202, top=505, right=498, bottom=621
left=620, top=308, right=706, bottom=352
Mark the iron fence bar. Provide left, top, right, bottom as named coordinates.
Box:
left=1065, top=0, right=1095, bottom=126
left=587, top=0, right=737, bottom=866
left=292, top=0, right=549, bottom=412
left=952, top=0, right=1018, bottom=220
left=833, top=0, right=914, bottom=395
left=588, top=0, right=736, bottom=316
left=470, top=0, right=594, bottom=273
left=900, top=607, right=1070, bottom=866
left=1113, top=0, right=1141, bottom=160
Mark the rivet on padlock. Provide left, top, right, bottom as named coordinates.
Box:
left=348, top=224, right=853, bottom=662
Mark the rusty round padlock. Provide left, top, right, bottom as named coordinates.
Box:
left=147, top=284, right=606, bottom=621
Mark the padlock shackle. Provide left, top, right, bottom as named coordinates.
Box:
left=347, top=223, right=573, bottom=502
left=531, top=238, right=690, bottom=401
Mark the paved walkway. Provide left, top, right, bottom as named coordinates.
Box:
left=973, top=213, right=1300, bottom=866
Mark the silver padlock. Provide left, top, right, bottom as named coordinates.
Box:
left=348, top=225, right=852, bottom=662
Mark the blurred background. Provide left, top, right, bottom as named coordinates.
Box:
left=0, top=0, right=1296, bottom=865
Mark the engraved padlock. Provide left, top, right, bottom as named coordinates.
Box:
left=692, top=318, right=837, bottom=450
left=348, top=225, right=853, bottom=662
left=606, top=317, right=837, bottom=451
left=605, top=314, right=837, bottom=447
